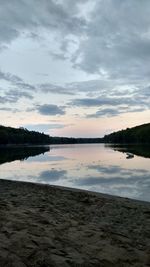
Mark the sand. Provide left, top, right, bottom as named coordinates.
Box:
left=0, top=179, right=149, bottom=267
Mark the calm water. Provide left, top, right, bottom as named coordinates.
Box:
left=0, top=144, right=150, bottom=202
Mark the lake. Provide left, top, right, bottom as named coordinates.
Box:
left=0, top=144, right=150, bottom=202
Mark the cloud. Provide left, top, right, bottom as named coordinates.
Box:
left=70, top=95, right=147, bottom=108
left=0, top=70, right=22, bottom=83
left=1, top=0, right=150, bottom=88
left=71, top=97, right=120, bottom=107
left=0, top=90, right=33, bottom=104
left=0, top=96, right=11, bottom=104
left=87, top=107, right=146, bottom=118
left=87, top=165, right=148, bottom=175
left=0, top=70, right=35, bottom=91
left=0, top=0, right=87, bottom=51
left=0, top=70, right=35, bottom=105
left=0, top=107, right=19, bottom=113
left=39, top=83, right=75, bottom=95
left=0, top=67, right=149, bottom=118
left=87, top=108, right=119, bottom=118
left=39, top=79, right=119, bottom=96
left=5, top=89, right=33, bottom=100
left=36, top=104, right=65, bottom=116
left=74, top=173, right=150, bottom=186
left=38, top=169, right=67, bottom=182
left=0, top=0, right=150, bottom=122
left=73, top=164, right=150, bottom=201
left=0, top=107, right=12, bottom=111
left=73, top=0, right=150, bottom=81
left=69, top=86, right=150, bottom=117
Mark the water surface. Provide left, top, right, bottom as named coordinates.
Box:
left=0, top=144, right=150, bottom=202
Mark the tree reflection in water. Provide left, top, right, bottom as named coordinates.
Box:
left=106, top=144, right=150, bottom=158
left=0, top=146, right=50, bottom=165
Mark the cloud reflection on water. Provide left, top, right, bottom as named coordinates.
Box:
left=38, top=169, right=67, bottom=183
left=73, top=164, right=150, bottom=201
left=0, top=144, right=150, bottom=202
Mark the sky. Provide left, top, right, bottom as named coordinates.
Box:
left=0, top=0, right=150, bottom=137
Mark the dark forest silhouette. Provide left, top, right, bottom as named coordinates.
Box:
left=0, top=146, right=50, bottom=165
left=0, top=125, right=102, bottom=145
left=0, top=123, right=150, bottom=145
left=103, top=123, right=150, bottom=144
left=106, top=144, right=150, bottom=158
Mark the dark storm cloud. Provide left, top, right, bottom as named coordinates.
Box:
left=36, top=104, right=65, bottom=116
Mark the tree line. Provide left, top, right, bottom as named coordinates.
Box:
left=0, top=126, right=50, bottom=145
left=0, top=125, right=103, bottom=145
left=1, top=123, right=149, bottom=145
left=103, top=123, right=150, bottom=143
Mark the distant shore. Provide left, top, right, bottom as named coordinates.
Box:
left=0, top=179, right=149, bottom=266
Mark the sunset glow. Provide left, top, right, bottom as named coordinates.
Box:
left=0, top=0, right=150, bottom=137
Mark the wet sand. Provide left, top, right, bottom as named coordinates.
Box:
left=0, top=179, right=150, bottom=267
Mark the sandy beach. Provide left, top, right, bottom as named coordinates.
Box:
left=0, top=179, right=149, bottom=267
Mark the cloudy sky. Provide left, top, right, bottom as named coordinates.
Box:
left=0, top=0, right=150, bottom=137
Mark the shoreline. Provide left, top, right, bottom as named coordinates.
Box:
left=0, top=179, right=149, bottom=266
left=1, top=178, right=150, bottom=205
